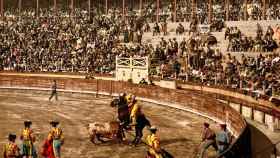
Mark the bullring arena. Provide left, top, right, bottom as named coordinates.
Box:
left=0, top=74, right=226, bottom=158
left=0, top=72, right=279, bottom=158
left=1, top=0, right=280, bottom=158
left=1, top=67, right=279, bottom=158
left=0, top=85, right=218, bottom=158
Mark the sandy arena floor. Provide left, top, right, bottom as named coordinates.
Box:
left=0, top=89, right=217, bottom=158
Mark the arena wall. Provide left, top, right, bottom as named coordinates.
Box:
left=179, top=83, right=280, bottom=132
left=0, top=74, right=250, bottom=157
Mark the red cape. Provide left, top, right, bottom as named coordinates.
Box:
left=41, top=139, right=55, bottom=158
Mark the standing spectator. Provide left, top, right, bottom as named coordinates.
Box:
left=216, top=124, right=230, bottom=156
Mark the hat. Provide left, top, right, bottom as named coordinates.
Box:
left=204, top=122, right=210, bottom=128
left=119, top=93, right=126, bottom=97
left=8, top=133, right=17, bottom=141
left=220, top=124, right=227, bottom=129
left=50, top=120, right=59, bottom=126
left=24, top=120, right=32, bottom=127
left=127, top=94, right=133, bottom=100
left=149, top=126, right=157, bottom=132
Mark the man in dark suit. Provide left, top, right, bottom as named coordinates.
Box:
left=49, top=80, right=58, bottom=101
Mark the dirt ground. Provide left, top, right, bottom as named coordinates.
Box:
left=0, top=89, right=218, bottom=158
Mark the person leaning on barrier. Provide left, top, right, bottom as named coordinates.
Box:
left=198, top=122, right=217, bottom=158
left=216, top=124, right=230, bottom=156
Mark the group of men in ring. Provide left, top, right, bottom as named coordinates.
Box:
left=3, top=120, right=64, bottom=158
left=4, top=93, right=165, bottom=158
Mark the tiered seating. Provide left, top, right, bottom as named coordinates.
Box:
left=140, top=20, right=280, bottom=55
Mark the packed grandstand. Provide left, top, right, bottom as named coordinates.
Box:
left=0, top=0, right=279, bottom=100
left=0, top=0, right=280, bottom=158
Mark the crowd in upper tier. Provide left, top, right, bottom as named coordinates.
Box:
left=0, top=6, right=279, bottom=99
left=226, top=25, right=278, bottom=52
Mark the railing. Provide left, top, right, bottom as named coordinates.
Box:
left=0, top=74, right=249, bottom=157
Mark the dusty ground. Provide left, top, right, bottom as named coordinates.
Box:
left=0, top=89, right=218, bottom=158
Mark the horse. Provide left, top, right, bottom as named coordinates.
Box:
left=88, top=121, right=125, bottom=144
left=110, top=97, right=130, bottom=129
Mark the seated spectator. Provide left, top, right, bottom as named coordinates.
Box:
left=176, top=23, right=185, bottom=35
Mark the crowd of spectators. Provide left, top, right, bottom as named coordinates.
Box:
left=226, top=25, right=278, bottom=52
left=153, top=35, right=280, bottom=98
left=0, top=6, right=279, bottom=99
left=0, top=9, right=125, bottom=73
left=142, top=0, right=280, bottom=23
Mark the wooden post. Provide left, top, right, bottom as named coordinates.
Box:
left=18, top=0, right=22, bottom=14
left=191, top=0, right=196, bottom=19
left=122, top=0, right=125, bottom=20
left=225, top=0, right=229, bottom=21
left=96, top=79, right=99, bottom=98
left=208, top=0, right=212, bottom=23
left=174, top=0, right=177, bottom=22
left=0, top=0, right=3, bottom=17
left=54, top=0, right=57, bottom=14
left=262, top=0, right=266, bottom=20
left=110, top=80, right=112, bottom=96
left=156, top=0, right=160, bottom=23
left=139, top=0, right=142, bottom=15
left=105, top=0, right=108, bottom=14
left=36, top=0, right=39, bottom=17
left=244, top=0, right=248, bottom=20
left=70, top=0, right=74, bottom=15
left=240, top=104, right=243, bottom=114
left=88, top=0, right=91, bottom=17
left=130, top=0, right=134, bottom=12
left=251, top=107, right=254, bottom=120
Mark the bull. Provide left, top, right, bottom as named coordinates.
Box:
left=87, top=121, right=125, bottom=144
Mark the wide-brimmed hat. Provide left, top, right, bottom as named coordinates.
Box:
left=50, top=120, right=59, bottom=126
left=8, top=133, right=17, bottom=141
left=204, top=122, right=210, bottom=128
left=24, top=120, right=32, bottom=127
left=220, top=123, right=227, bottom=129
left=149, top=126, right=157, bottom=132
